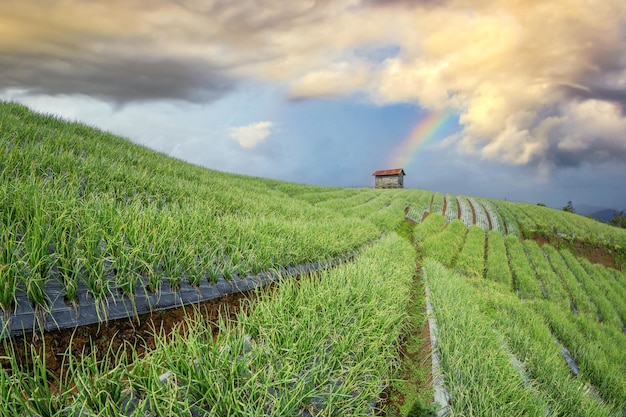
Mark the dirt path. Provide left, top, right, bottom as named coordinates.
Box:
left=467, top=198, right=477, bottom=225
left=383, top=249, right=434, bottom=416
left=483, top=203, right=493, bottom=230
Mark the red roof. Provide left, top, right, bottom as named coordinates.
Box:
left=372, top=168, right=405, bottom=176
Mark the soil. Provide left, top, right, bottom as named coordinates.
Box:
left=383, top=265, right=433, bottom=417
left=0, top=288, right=264, bottom=386
left=527, top=233, right=623, bottom=271
left=467, top=199, right=477, bottom=225
left=484, top=204, right=493, bottom=230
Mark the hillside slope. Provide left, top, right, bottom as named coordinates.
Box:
left=2, top=102, right=626, bottom=416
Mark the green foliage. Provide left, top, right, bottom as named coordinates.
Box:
left=578, top=258, right=626, bottom=328
left=413, top=214, right=447, bottom=244
left=420, top=220, right=467, bottom=268
left=560, top=250, right=622, bottom=330
left=609, top=211, right=626, bottom=229
left=424, top=259, right=548, bottom=416
left=523, top=240, right=570, bottom=310
left=543, top=245, right=597, bottom=320
left=485, top=231, right=512, bottom=287
left=5, top=101, right=626, bottom=415
left=505, top=236, right=543, bottom=300
left=479, top=287, right=617, bottom=417
left=1, top=234, right=417, bottom=416
left=563, top=201, right=575, bottom=213
left=534, top=300, right=626, bottom=411
left=0, top=102, right=384, bottom=308
left=454, top=226, right=485, bottom=279
left=495, top=200, right=626, bottom=247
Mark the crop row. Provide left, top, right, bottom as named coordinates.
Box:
left=0, top=179, right=378, bottom=313
left=426, top=252, right=623, bottom=415
left=468, top=197, right=490, bottom=231
left=443, top=194, right=458, bottom=222
left=494, top=200, right=626, bottom=248
left=3, top=103, right=405, bottom=313
left=424, top=258, right=552, bottom=416
left=430, top=192, right=445, bottom=216
left=415, top=215, right=626, bottom=412
left=0, top=234, right=416, bottom=416
left=480, top=284, right=618, bottom=417
left=534, top=300, right=626, bottom=411
left=419, top=219, right=467, bottom=268
left=455, top=196, right=474, bottom=228
left=480, top=200, right=502, bottom=233
left=453, top=226, right=485, bottom=279
left=580, top=260, right=626, bottom=330
left=407, top=193, right=527, bottom=237
left=339, top=189, right=431, bottom=231
left=487, top=199, right=521, bottom=237
left=413, top=214, right=447, bottom=244
left=485, top=230, right=512, bottom=287
left=403, top=191, right=434, bottom=223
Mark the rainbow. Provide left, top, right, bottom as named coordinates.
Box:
left=386, top=111, right=451, bottom=168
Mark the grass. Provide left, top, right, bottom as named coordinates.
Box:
left=485, top=230, right=512, bottom=287
left=523, top=240, right=570, bottom=309
left=4, top=101, right=626, bottom=416
left=423, top=258, right=548, bottom=416
left=1, top=234, right=416, bottom=416
left=1, top=101, right=384, bottom=310
left=412, top=210, right=626, bottom=415
left=505, top=235, right=543, bottom=299
left=453, top=225, right=485, bottom=279
left=420, top=219, right=467, bottom=268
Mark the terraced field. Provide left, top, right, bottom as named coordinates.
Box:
left=2, top=102, right=626, bottom=416
left=407, top=212, right=626, bottom=416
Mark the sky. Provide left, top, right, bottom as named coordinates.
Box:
left=2, top=0, right=626, bottom=210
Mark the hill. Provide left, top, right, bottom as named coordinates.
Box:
left=590, top=208, right=619, bottom=223
left=1, top=101, right=626, bottom=416
left=577, top=204, right=624, bottom=223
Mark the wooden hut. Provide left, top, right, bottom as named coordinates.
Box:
left=372, top=168, right=405, bottom=189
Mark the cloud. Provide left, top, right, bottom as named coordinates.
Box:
left=2, top=0, right=626, bottom=170
left=362, top=0, right=626, bottom=169
left=229, top=121, right=274, bottom=148
left=289, top=62, right=370, bottom=99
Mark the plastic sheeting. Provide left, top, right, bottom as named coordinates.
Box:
left=1, top=255, right=355, bottom=338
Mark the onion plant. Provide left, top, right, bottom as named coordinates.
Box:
left=0, top=227, right=20, bottom=312
left=453, top=225, right=485, bottom=279
left=485, top=230, right=512, bottom=287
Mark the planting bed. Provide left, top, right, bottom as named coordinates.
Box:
left=5, top=102, right=626, bottom=416
left=1, top=254, right=356, bottom=338
left=1, top=290, right=253, bottom=381
left=1, top=234, right=416, bottom=416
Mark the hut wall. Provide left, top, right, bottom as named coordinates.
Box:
left=375, top=175, right=404, bottom=189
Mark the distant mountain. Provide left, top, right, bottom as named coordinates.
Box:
left=576, top=205, right=623, bottom=223
left=589, top=209, right=617, bottom=223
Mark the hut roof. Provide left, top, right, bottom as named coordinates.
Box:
left=372, top=168, right=405, bottom=176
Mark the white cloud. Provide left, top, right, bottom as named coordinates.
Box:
left=229, top=121, right=274, bottom=148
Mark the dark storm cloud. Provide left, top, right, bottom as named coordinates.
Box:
left=562, top=84, right=626, bottom=114
left=0, top=52, right=236, bottom=104
left=0, top=0, right=323, bottom=104
left=548, top=137, right=626, bottom=168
